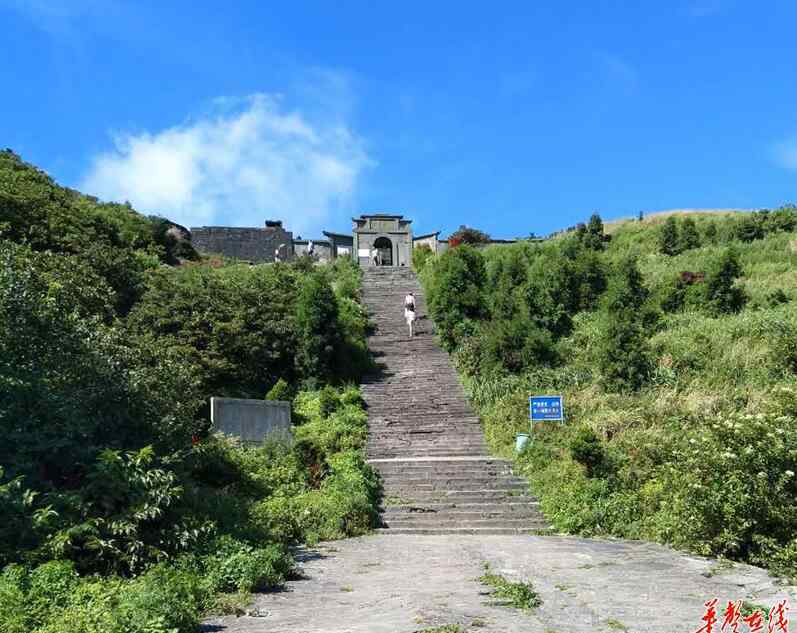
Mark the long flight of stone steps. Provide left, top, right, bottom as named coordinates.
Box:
left=361, top=266, right=549, bottom=535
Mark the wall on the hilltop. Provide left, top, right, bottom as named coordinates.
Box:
left=294, top=240, right=333, bottom=262
left=190, top=225, right=294, bottom=262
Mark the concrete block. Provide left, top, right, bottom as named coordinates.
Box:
left=210, top=397, right=292, bottom=444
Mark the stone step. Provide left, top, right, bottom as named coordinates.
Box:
left=382, top=490, right=535, bottom=503
left=383, top=510, right=542, bottom=521
left=374, top=468, right=515, bottom=478
left=360, top=267, right=550, bottom=533
left=369, top=449, right=489, bottom=456
left=381, top=517, right=548, bottom=529
left=378, top=476, right=527, bottom=487
left=372, top=467, right=514, bottom=477
left=382, top=502, right=540, bottom=514
left=375, top=526, right=552, bottom=535
left=382, top=491, right=528, bottom=502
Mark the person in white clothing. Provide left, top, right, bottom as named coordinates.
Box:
left=404, top=292, right=416, bottom=338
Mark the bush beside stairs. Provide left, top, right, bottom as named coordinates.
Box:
left=361, top=267, right=549, bottom=535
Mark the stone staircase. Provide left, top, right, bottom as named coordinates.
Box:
left=361, top=267, right=549, bottom=535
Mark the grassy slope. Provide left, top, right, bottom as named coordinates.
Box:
left=443, top=214, right=797, bottom=578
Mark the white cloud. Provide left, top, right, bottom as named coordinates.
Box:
left=81, top=94, right=371, bottom=235
left=773, top=139, right=797, bottom=171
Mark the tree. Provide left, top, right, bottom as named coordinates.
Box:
left=659, top=216, right=681, bottom=256
left=604, top=255, right=648, bottom=314
left=680, top=217, right=701, bottom=251
left=703, top=248, right=747, bottom=314
left=703, top=221, right=718, bottom=243
left=489, top=250, right=527, bottom=321
left=598, top=256, right=653, bottom=391
left=295, top=272, right=342, bottom=383
left=482, top=312, right=554, bottom=372
left=733, top=215, right=764, bottom=243
left=127, top=264, right=301, bottom=398
left=427, top=245, right=486, bottom=350
left=581, top=213, right=605, bottom=251
left=449, top=225, right=491, bottom=246
left=0, top=241, right=201, bottom=490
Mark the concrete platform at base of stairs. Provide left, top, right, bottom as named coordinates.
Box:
left=368, top=455, right=507, bottom=463
left=201, top=534, right=796, bottom=633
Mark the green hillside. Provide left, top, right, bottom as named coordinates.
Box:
left=418, top=208, right=797, bottom=580
left=0, top=153, right=378, bottom=632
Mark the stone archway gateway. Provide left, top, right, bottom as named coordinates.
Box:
left=373, top=236, right=393, bottom=266
left=353, top=214, right=412, bottom=267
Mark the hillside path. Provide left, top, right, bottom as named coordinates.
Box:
left=202, top=534, right=795, bottom=633
left=203, top=267, right=795, bottom=632
left=361, top=267, right=548, bottom=534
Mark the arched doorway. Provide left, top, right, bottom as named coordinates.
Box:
left=373, top=236, right=393, bottom=266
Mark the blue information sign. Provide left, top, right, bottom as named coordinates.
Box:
left=529, top=395, right=564, bottom=422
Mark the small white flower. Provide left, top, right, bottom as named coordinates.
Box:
left=786, top=470, right=795, bottom=478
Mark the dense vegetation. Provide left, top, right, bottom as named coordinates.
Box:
left=0, top=152, right=378, bottom=632
left=418, top=209, right=797, bottom=580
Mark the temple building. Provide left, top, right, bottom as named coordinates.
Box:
left=189, top=213, right=512, bottom=266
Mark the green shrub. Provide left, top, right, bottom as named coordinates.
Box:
left=680, top=217, right=701, bottom=251
left=0, top=565, right=29, bottom=633
left=46, top=447, right=190, bottom=575
left=704, top=221, right=718, bottom=243
left=412, top=244, right=434, bottom=271
left=569, top=428, right=610, bottom=478
left=265, top=378, right=291, bottom=401
left=0, top=241, right=201, bottom=499
left=295, top=273, right=342, bottom=383
left=117, top=563, right=206, bottom=633
left=581, top=213, right=606, bottom=251
left=295, top=451, right=380, bottom=541
left=126, top=263, right=301, bottom=399
left=481, top=315, right=555, bottom=372
left=659, top=216, right=681, bottom=256
left=34, top=577, right=122, bottom=633
left=426, top=245, right=486, bottom=350
left=597, top=257, right=653, bottom=391
left=734, top=214, right=765, bottom=242
left=703, top=248, right=747, bottom=315
left=203, top=536, right=292, bottom=593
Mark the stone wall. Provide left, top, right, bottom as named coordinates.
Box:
left=210, top=397, right=292, bottom=444
left=294, top=240, right=333, bottom=262
left=190, top=224, right=294, bottom=263
left=413, top=233, right=440, bottom=253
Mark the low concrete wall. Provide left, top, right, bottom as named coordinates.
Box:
left=210, top=397, right=292, bottom=444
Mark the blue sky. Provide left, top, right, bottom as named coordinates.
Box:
left=2, top=0, right=796, bottom=238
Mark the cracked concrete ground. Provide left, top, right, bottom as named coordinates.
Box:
left=201, top=534, right=795, bottom=633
